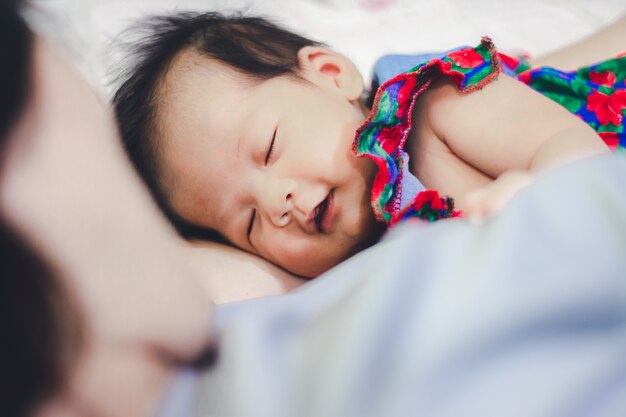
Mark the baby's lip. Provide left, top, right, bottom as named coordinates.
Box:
left=306, top=198, right=324, bottom=234
left=307, top=191, right=334, bottom=234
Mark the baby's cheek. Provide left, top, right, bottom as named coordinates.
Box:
left=267, top=236, right=340, bottom=277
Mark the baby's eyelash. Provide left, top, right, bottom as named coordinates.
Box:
left=264, top=126, right=278, bottom=165
left=247, top=208, right=256, bottom=243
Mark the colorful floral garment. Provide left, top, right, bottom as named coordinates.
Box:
left=352, top=37, right=626, bottom=227
left=515, top=54, right=626, bottom=151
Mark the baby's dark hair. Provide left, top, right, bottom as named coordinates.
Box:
left=113, top=12, right=322, bottom=240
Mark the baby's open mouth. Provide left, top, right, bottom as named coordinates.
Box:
left=313, top=191, right=333, bottom=233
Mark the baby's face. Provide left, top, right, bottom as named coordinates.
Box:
left=157, top=50, right=384, bottom=277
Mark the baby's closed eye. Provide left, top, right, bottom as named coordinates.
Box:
left=264, top=125, right=278, bottom=165
left=247, top=208, right=257, bottom=246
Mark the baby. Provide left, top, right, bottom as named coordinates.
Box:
left=113, top=12, right=622, bottom=277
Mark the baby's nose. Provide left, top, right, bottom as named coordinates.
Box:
left=273, top=198, right=293, bottom=227
left=263, top=178, right=297, bottom=227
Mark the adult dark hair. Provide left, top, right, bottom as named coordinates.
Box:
left=0, top=223, right=82, bottom=417
left=113, top=12, right=321, bottom=240
left=0, top=0, right=32, bottom=140
left=0, top=3, right=82, bottom=417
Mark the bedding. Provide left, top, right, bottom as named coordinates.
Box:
left=157, top=152, right=626, bottom=417
left=27, top=0, right=626, bottom=96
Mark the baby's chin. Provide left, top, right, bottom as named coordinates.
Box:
left=283, top=253, right=347, bottom=279
left=285, top=224, right=386, bottom=278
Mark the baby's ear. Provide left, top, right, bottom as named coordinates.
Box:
left=297, top=46, right=364, bottom=101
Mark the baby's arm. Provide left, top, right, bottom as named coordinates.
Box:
left=531, top=14, right=626, bottom=70
left=424, top=74, right=609, bottom=219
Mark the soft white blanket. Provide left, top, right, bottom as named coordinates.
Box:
left=27, top=0, right=626, bottom=95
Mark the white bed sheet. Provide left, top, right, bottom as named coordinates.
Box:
left=27, top=0, right=626, bottom=97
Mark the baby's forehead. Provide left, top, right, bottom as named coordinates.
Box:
left=161, top=48, right=253, bottom=97
left=155, top=48, right=256, bottom=179
left=155, top=48, right=249, bottom=140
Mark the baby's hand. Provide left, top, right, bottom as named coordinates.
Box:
left=463, top=170, right=534, bottom=224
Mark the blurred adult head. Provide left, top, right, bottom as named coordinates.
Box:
left=0, top=2, right=214, bottom=416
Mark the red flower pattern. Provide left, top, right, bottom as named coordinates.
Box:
left=448, top=48, right=485, bottom=69
left=587, top=90, right=626, bottom=126
left=599, top=132, right=620, bottom=151
left=589, top=70, right=617, bottom=87
left=437, top=60, right=465, bottom=85
left=377, top=126, right=404, bottom=154
left=395, top=76, right=417, bottom=119
left=517, top=70, right=531, bottom=84
left=413, top=190, right=443, bottom=210
left=397, top=76, right=416, bottom=107
left=497, top=52, right=521, bottom=71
